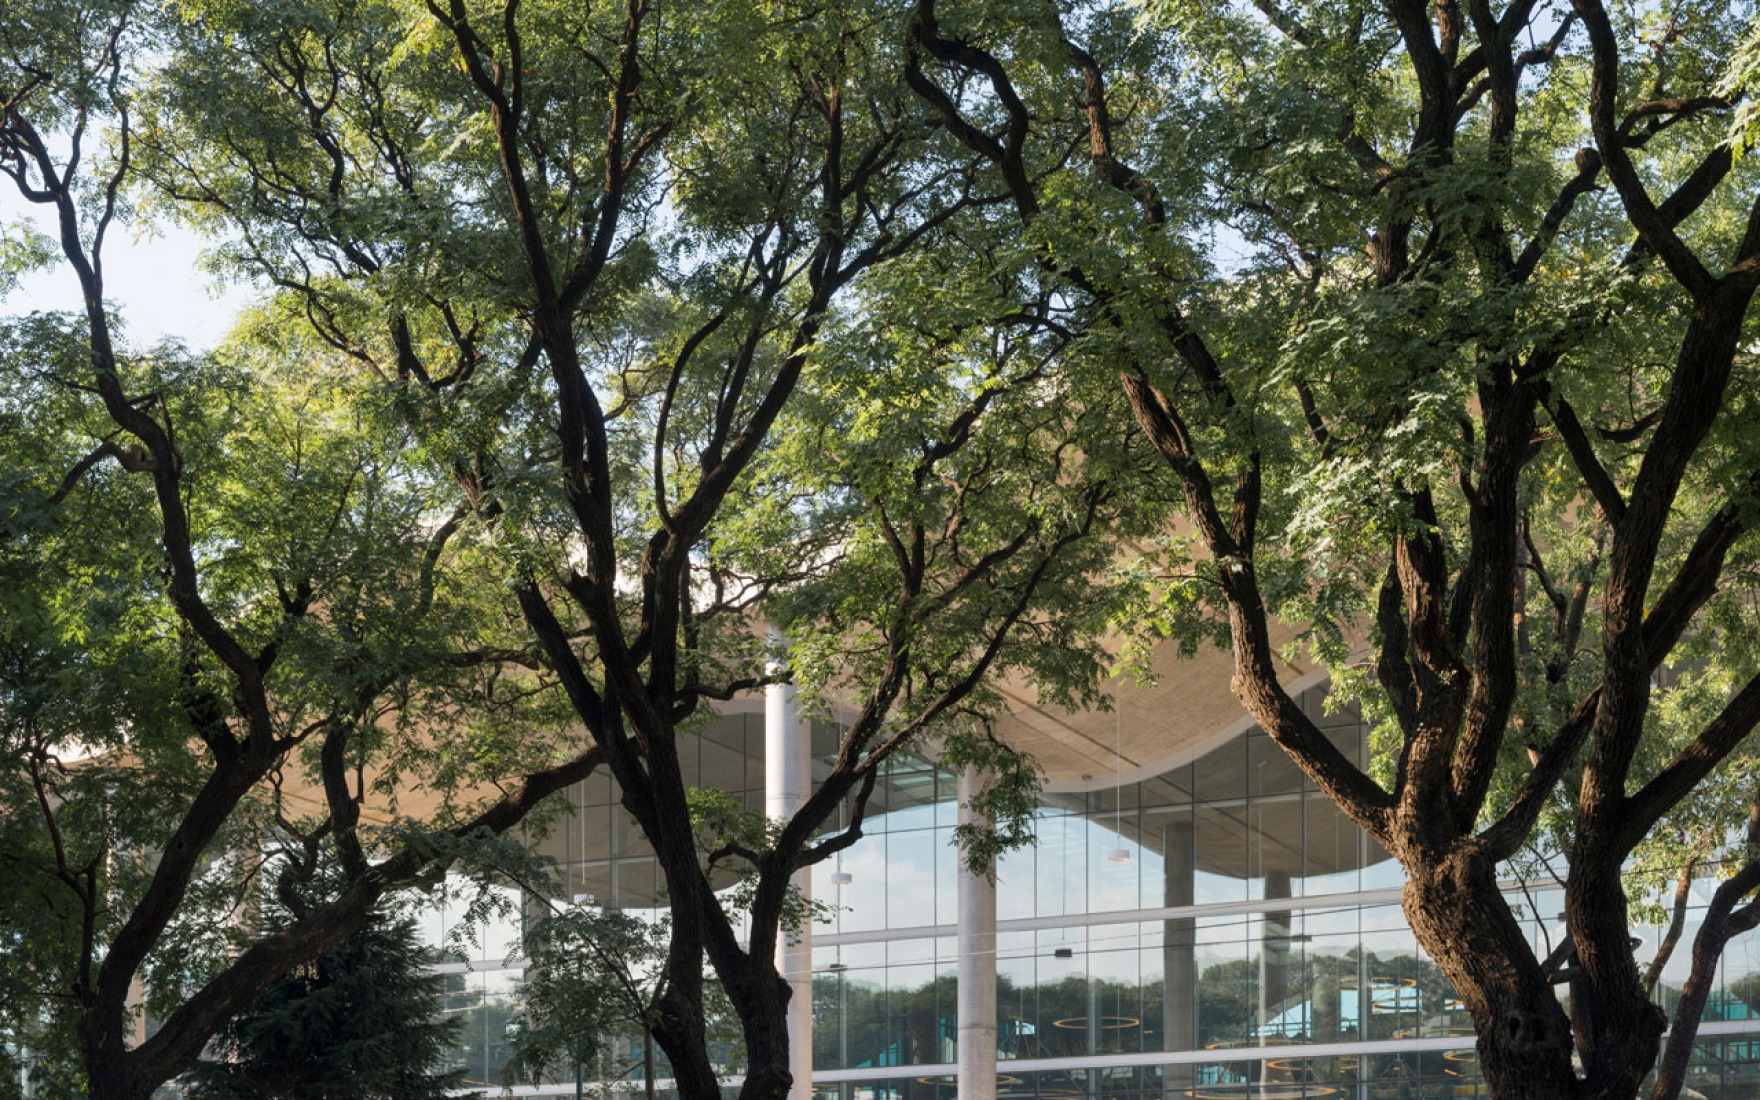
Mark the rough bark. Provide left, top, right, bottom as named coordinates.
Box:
left=728, top=967, right=793, bottom=1100
left=1403, top=847, right=1578, bottom=1100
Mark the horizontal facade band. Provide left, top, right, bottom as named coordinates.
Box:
left=817, top=883, right=1439, bottom=947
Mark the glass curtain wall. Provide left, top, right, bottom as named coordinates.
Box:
left=430, top=688, right=1760, bottom=1098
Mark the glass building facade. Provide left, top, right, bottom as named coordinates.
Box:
left=431, top=688, right=1760, bottom=1098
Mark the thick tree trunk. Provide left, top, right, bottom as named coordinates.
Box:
left=731, top=966, right=794, bottom=1100
left=1565, top=856, right=1667, bottom=1100
left=79, top=1015, right=147, bottom=1100
left=652, top=983, right=725, bottom=1100
left=1402, top=846, right=1580, bottom=1100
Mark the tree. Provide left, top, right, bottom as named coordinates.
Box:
left=0, top=301, right=594, bottom=1100
left=898, top=1, right=1760, bottom=1098
left=1, top=1, right=1148, bottom=1097
left=504, top=905, right=729, bottom=1100
left=184, top=902, right=470, bottom=1100
left=130, top=1, right=1163, bottom=1097
left=0, top=8, right=606, bottom=1096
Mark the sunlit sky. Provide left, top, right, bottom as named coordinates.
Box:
left=2, top=179, right=1258, bottom=351
left=2, top=192, right=253, bottom=349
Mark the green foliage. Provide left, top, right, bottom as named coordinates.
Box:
left=17, top=0, right=1758, bottom=1093
left=505, top=905, right=736, bottom=1089
left=184, top=905, right=472, bottom=1100
left=10, top=0, right=1153, bottom=1089
left=896, top=5, right=1760, bottom=1092
left=1720, top=22, right=1760, bottom=159
left=941, top=731, right=1046, bottom=881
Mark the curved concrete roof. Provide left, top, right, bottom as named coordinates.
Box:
left=994, top=620, right=1323, bottom=787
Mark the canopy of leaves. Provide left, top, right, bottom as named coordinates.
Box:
left=183, top=903, right=471, bottom=1100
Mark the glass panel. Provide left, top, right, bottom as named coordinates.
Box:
left=886, top=758, right=940, bottom=830
left=1360, top=831, right=1404, bottom=891
left=1357, top=926, right=1427, bottom=1042
left=997, top=841, right=1036, bottom=922
left=577, top=769, right=612, bottom=807
left=743, top=715, right=767, bottom=793
left=1193, top=733, right=1248, bottom=804
left=886, top=962, right=938, bottom=1068
left=1142, top=764, right=1193, bottom=812
left=841, top=966, right=890, bottom=1070
left=836, top=831, right=888, bottom=934
left=996, top=952, right=1036, bottom=1062
left=1034, top=813, right=1089, bottom=918
left=614, top=856, right=657, bottom=908
left=612, top=804, right=649, bottom=858
left=1195, top=914, right=1256, bottom=1049
left=1090, top=947, right=1147, bottom=1054
left=577, top=802, right=613, bottom=863
left=1031, top=948, right=1088, bottom=1060
left=444, top=969, right=521, bottom=1091
left=1201, top=1053, right=1365, bottom=1100
left=1090, top=806, right=1142, bottom=913
left=1249, top=730, right=1306, bottom=798
left=568, top=860, right=615, bottom=912
left=935, top=828, right=958, bottom=927
left=887, top=829, right=939, bottom=931
left=936, top=768, right=959, bottom=829
left=1249, top=796, right=1303, bottom=901
left=1195, top=803, right=1249, bottom=904
left=1299, top=792, right=1359, bottom=897
left=1363, top=1048, right=1483, bottom=1099
left=475, top=885, right=522, bottom=964
left=810, top=717, right=841, bottom=762
left=811, top=971, right=839, bottom=1070
left=699, top=735, right=746, bottom=794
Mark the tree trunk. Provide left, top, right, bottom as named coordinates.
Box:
left=731, top=966, right=794, bottom=1100
left=1401, top=846, right=1581, bottom=1100
left=1649, top=875, right=1760, bottom=1100
left=651, top=984, right=726, bottom=1100
left=79, top=1016, right=147, bottom=1100
left=1566, top=847, right=1668, bottom=1099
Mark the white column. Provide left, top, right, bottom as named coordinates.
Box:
left=957, top=764, right=998, bottom=1100
left=766, top=661, right=813, bottom=1100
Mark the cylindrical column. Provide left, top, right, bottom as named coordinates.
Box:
left=1259, top=870, right=1293, bottom=1031
left=1162, top=818, right=1196, bottom=1095
left=766, top=660, right=813, bottom=1100
left=1259, top=869, right=1293, bottom=1089
left=958, top=764, right=999, bottom=1100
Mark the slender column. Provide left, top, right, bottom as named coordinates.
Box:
left=1259, top=870, right=1293, bottom=1033
left=957, top=764, right=998, bottom=1100
left=767, top=666, right=813, bottom=1100
left=1259, top=869, right=1293, bottom=1089
left=1162, top=819, right=1196, bottom=1096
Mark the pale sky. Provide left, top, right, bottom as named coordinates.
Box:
left=2, top=193, right=253, bottom=350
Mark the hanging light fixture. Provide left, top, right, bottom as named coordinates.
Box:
left=830, top=853, right=852, bottom=885
left=1105, top=705, right=1131, bottom=864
